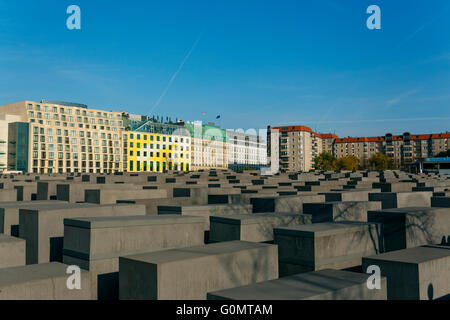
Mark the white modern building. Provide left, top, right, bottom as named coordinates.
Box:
left=226, top=129, right=267, bottom=170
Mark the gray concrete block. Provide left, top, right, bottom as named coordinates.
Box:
left=373, top=182, right=415, bottom=192
left=362, top=246, right=450, bottom=300
left=14, top=184, right=37, bottom=201
left=368, top=207, right=450, bottom=252
left=303, top=201, right=382, bottom=223
left=19, top=203, right=146, bottom=264
left=207, top=269, right=387, bottom=300
left=0, top=189, right=17, bottom=202
left=37, top=180, right=64, bottom=200
left=210, top=213, right=312, bottom=243
left=431, top=196, right=450, bottom=208
left=0, top=234, right=25, bottom=268
left=0, top=201, right=67, bottom=236
left=0, top=262, right=92, bottom=300
left=157, top=204, right=252, bottom=231
left=369, top=191, right=432, bottom=209
left=63, top=215, right=206, bottom=300
left=118, top=196, right=204, bottom=215
left=320, top=190, right=379, bottom=202
left=85, top=188, right=167, bottom=204
left=251, top=194, right=325, bottom=214
left=274, top=221, right=382, bottom=276
left=56, top=182, right=95, bottom=203
left=119, top=241, right=278, bottom=300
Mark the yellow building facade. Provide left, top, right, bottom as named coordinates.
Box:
left=125, top=131, right=191, bottom=172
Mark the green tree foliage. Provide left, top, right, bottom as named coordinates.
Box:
left=368, top=152, right=394, bottom=170
left=313, top=152, right=337, bottom=170
left=336, top=155, right=359, bottom=171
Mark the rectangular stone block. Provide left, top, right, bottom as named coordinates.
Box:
left=0, top=234, right=25, bottom=268
left=320, top=190, right=378, bottom=202
left=37, top=181, right=64, bottom=200
left=210, top=213, right=311, bottom=243
left=0, top=201, right=67, bottom=236
left=57, top=183, right=158, bottom=203
left=19, top=203, right=146, bottom=264
left=119, top=241, right=278, bottom=300
left=85, top=188, right=167, bottom=204
left=14, top=184, right=37, bottom=201
left=431, top=196, right=450, bottom=208
left=362, top=246, right=450, bottom=300
left=56, top=183, right=97, bottom=203
left=63, top=215, right=206, bottom=300
left=208, top=194, right=230, bottom=204
left=303, top=201, right=382, bottom=223
left=207, top=269, right=387, bottom=300
left=295, top=185, right=334, bottom=192
left=0, top=262, right=92, bottom=300
left=373, top=182, right=415, bottom=192
left=251, top=194, right=325, bottom=214
left=274, top=221, right=382, bottom=276
left=368, top=207, right=450, bottom=252
left=0, top=189, right=17, bottom=202
left=157, top=204, right=252, bottom=231
left=369, top=191, right=432, bottom=209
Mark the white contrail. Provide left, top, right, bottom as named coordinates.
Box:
left=277, top=117, right=450, bottom=125
left=395, top=2, right=450, bottom=50
left=150, top=33, right=203, bottom=114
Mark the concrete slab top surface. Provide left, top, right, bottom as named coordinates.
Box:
left=0, top=262, right=86, bottom=286
left=208, top=269, right=377, bottom=300
left=369, top=207, right=447, bottom=214
left=364, top=246, right=450, bottom=264
left=274, top=221, right=377, bottom=237
left=19, top=202, right=142, bottom=212
left=210, top=213, right=306, bottom=225
left=0, top=201, right=67, bottom=208
left=371, top=191, right=432, bottom=195
left=306, top=201, right=374, bottom=206
left=19, top=203, right=99, bottom=211
left=161, top=204, right=249, bottom=209
left=64, top=214, right=205, bottom=228
left=122, top=241, right=274, bottom=264
left=0, top=234, right=25, bottom=243
left=321, top=190, right=375, bottom=194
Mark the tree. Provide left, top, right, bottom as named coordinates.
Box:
left=368, top=153, right=394, bottom=170
left=336, top=155, right=359, bottom=171
left=313, top=152, right=337, bottom=171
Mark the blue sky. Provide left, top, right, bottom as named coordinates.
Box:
left=0, top=0, right=449, bottom=137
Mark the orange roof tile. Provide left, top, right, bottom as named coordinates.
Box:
left=271, top=125, right=450, bottom=142
left=318, top=133, right=338, bottom=139
left=272, top=126, right=314, bottom=133
left=335, top=136, right=385, bottom=143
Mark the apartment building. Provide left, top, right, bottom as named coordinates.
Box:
left=334, top=132, right=450, bottom=169
left=0, top=100, right=125, bottom=173
left=267, top=125, right=330, bottom=172
left=384, top=132, right=450, bottom=168
left=268, top=124, right=450, bottom=171
left=334, top=136, right=385, bottom=168
left=123, top=120, right=191, bottom=172
left=226, top=129, right=267, bottom=170
left=320, top=133, right=338, bottom=155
